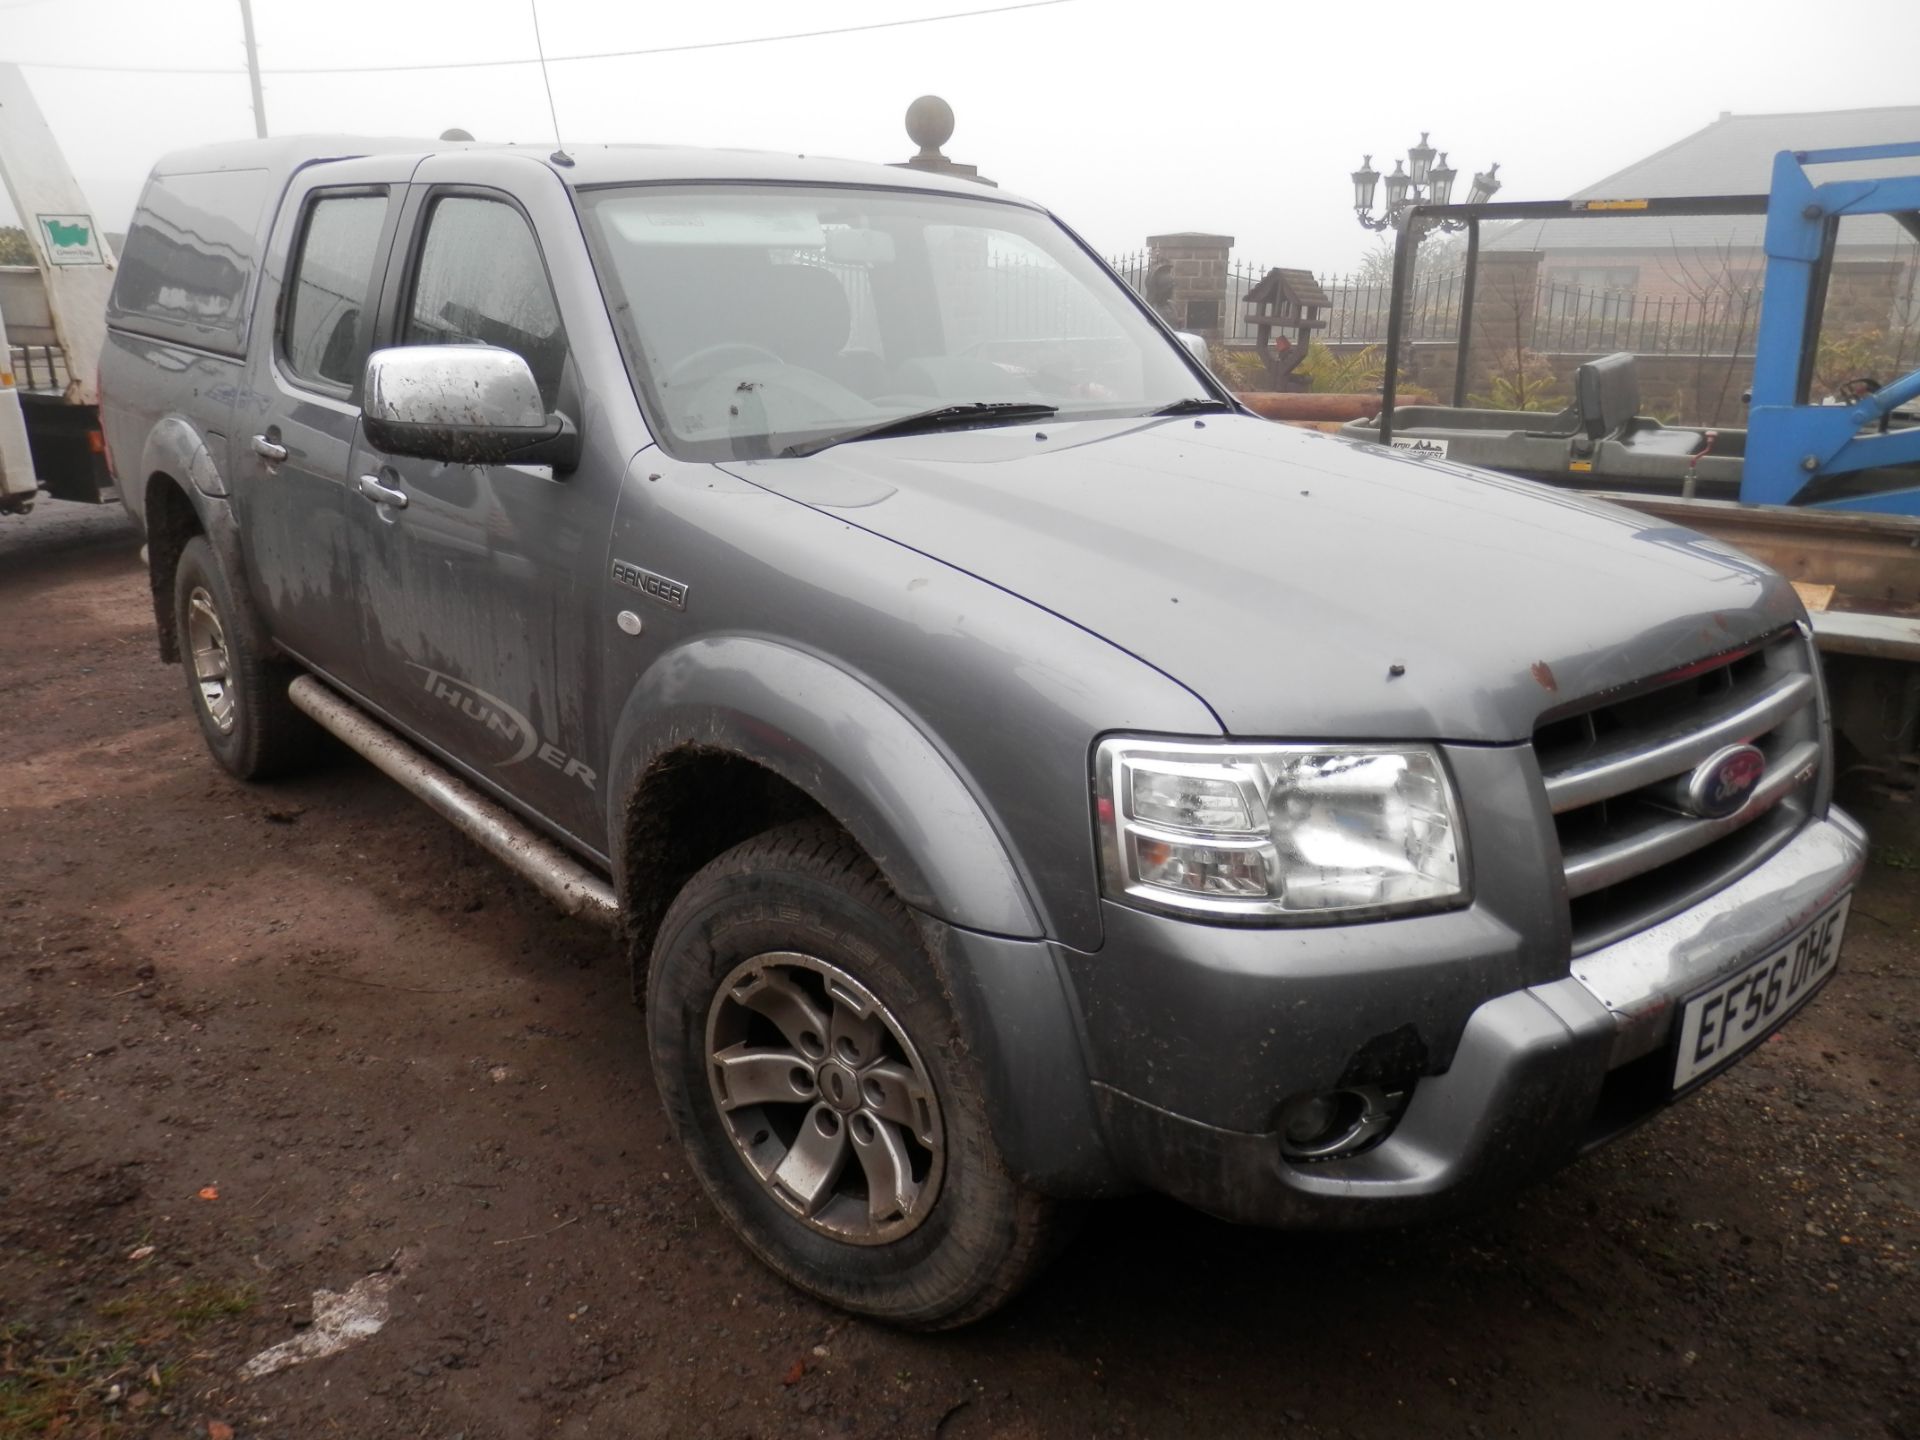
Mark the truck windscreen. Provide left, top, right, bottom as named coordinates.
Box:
left=580, top=184, right=1205, bottom=461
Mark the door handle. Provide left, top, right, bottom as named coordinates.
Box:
left=356, top=473, right=409, bottom=509
left=251, top=434, right=288, bottom=462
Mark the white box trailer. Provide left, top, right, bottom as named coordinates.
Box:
left=0, top=61, right=117, bottom=512
left=0, top=299, right=36, bottom=511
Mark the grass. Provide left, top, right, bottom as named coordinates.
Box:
left=1871, top=844, right=1918, bottom=871
left=98, top=1279, right=256, bottom=1333
left=0, top=1282, right=253, bottom=1436
left=0, top=1324, right=175, bottom=1437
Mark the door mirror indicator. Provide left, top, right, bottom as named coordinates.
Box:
left=361, top=345, right=580, bottom=472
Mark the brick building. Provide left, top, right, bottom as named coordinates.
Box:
left=1486, top=105, right=1920, bottom=309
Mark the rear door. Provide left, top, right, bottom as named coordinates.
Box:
left=344, top=166, right=616, bottom=847
left=232, top=157, right=409, bottom=693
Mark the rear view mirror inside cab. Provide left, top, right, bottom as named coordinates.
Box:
left=824, top=228, right=895, bottom=265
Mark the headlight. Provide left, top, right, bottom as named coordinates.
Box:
left=1094, top=738, right=1467, bottom=922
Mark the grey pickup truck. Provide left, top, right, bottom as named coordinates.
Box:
left=100, top=135, right=1866, bottom=1328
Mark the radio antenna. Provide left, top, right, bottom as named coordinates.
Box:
left=528, top=0, right=573, bottom=167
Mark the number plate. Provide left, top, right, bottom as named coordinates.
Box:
left=1672, top=895, right=1850, bottom=1090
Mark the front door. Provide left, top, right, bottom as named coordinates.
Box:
left=233, top=159, right=407, bottom=694
left=345, top=177, right=615, bottom=849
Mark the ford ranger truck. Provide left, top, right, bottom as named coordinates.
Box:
left=99, top=136, right=1867, bottom=1328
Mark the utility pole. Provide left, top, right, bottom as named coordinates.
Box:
left=237, top=0, right=267, bottom=138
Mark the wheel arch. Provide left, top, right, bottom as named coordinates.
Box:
left=613, top=639, right=1117, bottom=1197
left=608, top=636, right=1045, bottom=966
left=137, top=419, right=271, bottom=667
left=142, top=471, right=201, bottom=663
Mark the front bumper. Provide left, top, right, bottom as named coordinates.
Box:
left=1085, top=809, right=1867, bottom=1227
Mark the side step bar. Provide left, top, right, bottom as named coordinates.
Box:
left=287, top=675, right=619, bottom=928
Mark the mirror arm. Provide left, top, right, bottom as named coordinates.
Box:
left=509, top=411, right=580, bottom=473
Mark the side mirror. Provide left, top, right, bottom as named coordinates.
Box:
left=361, top=345, right=580, bottom=472
left=1174, top=331, right=1213, bottom=373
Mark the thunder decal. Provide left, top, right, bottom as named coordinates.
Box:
left=407, top=663, right=597, bottom=791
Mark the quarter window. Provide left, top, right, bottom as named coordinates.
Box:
left=282, top=192, right=389, bottom=388
left=110, top=167, right=272, bottom=356
left=404, top=196, right=566, bottom=408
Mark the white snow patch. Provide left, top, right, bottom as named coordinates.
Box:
left=238, top=1269, right=394, bottom=1380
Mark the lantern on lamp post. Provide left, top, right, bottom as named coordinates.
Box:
left=1351, top=133, right=1499, bottom=234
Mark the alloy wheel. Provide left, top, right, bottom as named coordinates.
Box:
left=185, top=586, right=236, bottom=734
left=705, top=951, right=945, bottom=1244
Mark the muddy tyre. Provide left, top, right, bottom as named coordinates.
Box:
left=172, top=535, right=318, bottom=781
left=647, top=821, right=1065, bottom=1329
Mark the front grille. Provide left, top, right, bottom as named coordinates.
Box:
left=1533, top=629, right=1822, bottom=955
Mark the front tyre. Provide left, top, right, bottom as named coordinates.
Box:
left=647, top=822, right=1064, bottom=1329
left=172, top=535, right=317, bottom=781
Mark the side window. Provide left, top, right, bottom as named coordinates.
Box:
left=404, top=196, right=566, bottom=408
left=110, top=167, right=271, bottom=355
left=281, top=191, right=389, bottom=389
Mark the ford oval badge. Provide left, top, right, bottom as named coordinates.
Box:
left=1684, top=744, right=1767, bottom=820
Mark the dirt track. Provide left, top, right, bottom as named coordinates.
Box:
left=3, top=500, right=1916, bottom=1440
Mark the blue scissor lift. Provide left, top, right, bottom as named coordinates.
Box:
left=1745, top=142, right=1920, bottom=515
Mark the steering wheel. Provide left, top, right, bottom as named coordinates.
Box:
left=667, top=342, right=783, bottom=389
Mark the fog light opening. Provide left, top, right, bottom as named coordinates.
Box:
left=1277, top=1086, right=1405, bottom=1161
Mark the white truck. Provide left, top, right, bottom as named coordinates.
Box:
left=0, top=61, right=117, bottom=514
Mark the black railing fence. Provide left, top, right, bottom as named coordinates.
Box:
left=1108, top=250, right=1150, bottom=293
left=1530, top=280, right=1763, bottom=357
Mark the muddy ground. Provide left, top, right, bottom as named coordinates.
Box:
left=2, top=499, right=1916, bottom=1440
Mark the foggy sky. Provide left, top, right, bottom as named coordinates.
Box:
left=4, top=0, right=1918, bottom=274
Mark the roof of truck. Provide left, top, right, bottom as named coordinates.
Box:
left=151, top=135, right=1033, bottom=205
left=119, top=135, right=1039, bottom=360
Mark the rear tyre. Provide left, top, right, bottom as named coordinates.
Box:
left=172, top=535, right=318, bottom=781
left=647, top=821, right=1066, bottom=1329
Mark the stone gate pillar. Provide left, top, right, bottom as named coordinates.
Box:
left=1147, top=232, right=1234, bottom=341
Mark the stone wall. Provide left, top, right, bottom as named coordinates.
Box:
left=1146, top=232, right=1233, bottom=340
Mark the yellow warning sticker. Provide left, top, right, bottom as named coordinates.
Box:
left=1575, top=199, right=1650, bottom=211
left=1568, top=460, right=1594, bottom=472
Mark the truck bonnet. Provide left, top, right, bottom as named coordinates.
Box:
left=721, top=415, right=1806, bottom=743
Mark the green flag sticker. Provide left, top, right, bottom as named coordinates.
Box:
left=37, top=213, right=103, bottom=266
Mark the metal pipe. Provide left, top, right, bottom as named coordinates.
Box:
left=1235, top=391, right=1382, bottom=421
left=1393, top=194, right=1769, bottom=225
left=1453, top=218, right=1479, bottom=408
left=287, top=676, right=618, bottom=927
left=1379, top=219, right=1419, bottom=444
left=237, top=0, right=268, bottom=138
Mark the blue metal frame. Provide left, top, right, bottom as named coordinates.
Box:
left=1744, top=142, right=1920, bottom=515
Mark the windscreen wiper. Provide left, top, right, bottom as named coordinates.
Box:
left=1150, top=397, right=1236, bottom=416
left=783, top=401, right=1059, bottom=458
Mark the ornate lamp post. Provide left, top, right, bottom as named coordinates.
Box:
left=1350, top=136, right=1506, bottom=416
left=1352, top=133, right=1500, bottom=234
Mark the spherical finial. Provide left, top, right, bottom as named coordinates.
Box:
left=905, top=95, right=955, bottom=157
